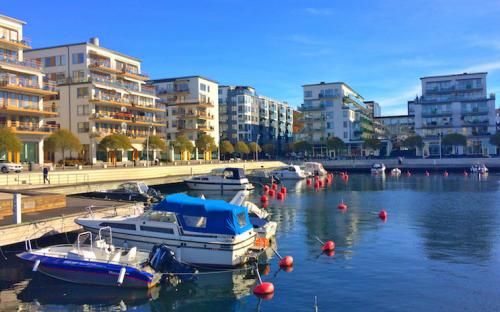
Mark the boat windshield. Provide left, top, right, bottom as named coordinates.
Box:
left=143, top=210, right=177, bottom=223
left=137, top=182, right=149, bottom=194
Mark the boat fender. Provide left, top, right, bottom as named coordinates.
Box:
left=32, top=259, right=40, bottom=272
left=117, top=267, right=126, bottom=285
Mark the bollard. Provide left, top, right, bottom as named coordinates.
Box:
left=13, top=193, right=22, bottom=224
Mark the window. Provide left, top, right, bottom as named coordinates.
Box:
left=99, top=222, right=136, bottom=230
left=72, top=53, right=84, bottom=64
left=343, top=121, right=348, bottom=128
left=343, top=132, right=348, bottom=138
left=77, top=105, right=89, bottom=115
left=43, top=55, right=65, bottom=67
left=77, top=87, right=88, bottom=98
left=77, top=122, right=89, bottom=133
left=304, top=90, right=312, bottom=98
left=140, top=226, right=174, bottom=234
left=200, top=83, right=207, bottom=92
left=72, top=70, right=85, bottom=82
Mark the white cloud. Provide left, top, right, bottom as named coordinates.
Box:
left=304, top=8, right=333, bottom=16
left=463, top=61, right=500, bottom=73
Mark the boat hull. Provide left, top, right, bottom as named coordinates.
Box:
left=17, top=252, right=159, bottom=289
left=185, top=181, right=254, bottom=191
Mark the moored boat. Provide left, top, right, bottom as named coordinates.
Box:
left=371, top=163, right=386, bottom=174
left=391, top=168, right=402, bottom=176
left=303, top=162, right=328, bottom=177
left=85, top=181, right=162, bottom=203
left=271, top=165, right=307, bottom=180
left=470, top=163, right=488, bottom=174
left=184, top=167, right=254, bottom=191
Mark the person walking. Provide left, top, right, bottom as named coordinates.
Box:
left=43, top=167, right=50, bottom=184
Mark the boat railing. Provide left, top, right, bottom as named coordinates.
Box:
left=77, top=231, right=93, bottom=250
left=98, top=226, right=113, bottom=244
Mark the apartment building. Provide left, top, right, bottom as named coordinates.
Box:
left=219, top=86, right=293, bottom=152
left=25, top=38, right=164, bottom=164
left=412, top=72, right=496, bottom=156
left=375, top=115, right=415, bottom=147
left=150, top=76, right=219, bottom=160
left=0, top=14, right=58, bottom=164
left=299, top=82, right=387, bottom=156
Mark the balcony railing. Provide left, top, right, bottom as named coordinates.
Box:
left=0, top=121, right=58, bottom=133
left=0, top=75, right=57, bottom=94
left=0, top=36, right=31, bottom=49
left=0, top=55, right=41, bottom=70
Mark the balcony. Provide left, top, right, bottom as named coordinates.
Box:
left=0, top=121, right=58, bottom=135
left=0, top=36, right=31, bottom=50
left=301, top=104, right=324, bottom=111
left=0, top=56, right=41, bottom=72
left=118, top=68, right=149, bottom=81
left=89, top=60, right=121, bottom=75
left=343, top=95, right=365, bottom=109
left=421, top=110, right=453, bottom=117
left=168, top=100, right=215, bottom=108
left=0, top=103, right=58, bottom=117
left=157, top=87, right=190, bottom=95
left=91, top=112, right=166, bottom=127
left=0, top=76, right=58, bottom=96
left=461, top=108, right=489, bottom=116
left=178, top=111, right=214, bottom=120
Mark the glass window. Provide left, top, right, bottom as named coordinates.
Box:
left=77, top=105, right=89, bottom=115
left=77, top=87, right=89, bottom=98
left=77, top=122, right=89, bottom=133
left=304, top=90, right=312, bottom=98
left=72, top=53, right=85, bottom=64
left=237, top=213, right=247, bottom=227
left=200, top=83, right=207, bottom=92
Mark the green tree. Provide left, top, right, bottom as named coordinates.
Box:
left=294, top=140, right=312, bottom=153
left=442, top=133, right=467, bottom=154
left=98, top=133, right=132, bottom=165
left=248, top=142, right=261, bottom=160
left=172, top=134, right=194, bottom=154
left=143, top=135, right=166, bottom=152
left=220, top=140, right=234, bottom=160
left=0, top=128, right=22, bottom=160
left=402, top=135, right=424, bottom=150
left=363, top=137, right=382, bottom=151
left=195, top=134, right=217, bottom=153
left=490, top=133, right=500, bottom=154
left=45, top=129, right=81, bottom=164
left=326, top=136, right=346, bottom=156
left=234, top=141, right=250, bottom=159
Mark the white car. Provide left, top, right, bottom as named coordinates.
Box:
left=0, top=160, right=23, bottom=173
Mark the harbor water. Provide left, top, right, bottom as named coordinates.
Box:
left=1, top=173, right=500, bottom=311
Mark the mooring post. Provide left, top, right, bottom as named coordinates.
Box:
left=13, top=193, right=22, bottom=224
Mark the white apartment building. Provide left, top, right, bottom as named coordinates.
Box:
left=412, top=72, right=496, bottom=156
left=219, top=86, right=293, bottom=152
left=150, top=76, right=219, bottom=160
left=300, top=82, right=387, bottom=156
left=25, top=38, right=164, bottom=164
left=0, top=14, right=58, bottom=165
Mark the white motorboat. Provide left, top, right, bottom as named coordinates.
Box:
left=184, top=167, right=254, bottom=191
left=470, top=163, right=488, bottom=174
left=17, top=228, right=167, bottom=288
left=85, top=181, right=162, bottom=202
left=371, top=163, right=386, bottom=174
left=76, top=193, right=259, bottom=268
left=271, top=165, right=307, bottom=180
left=303, top=162, right=328, bottom=177
left=246, top=169, right=280, bottom=184
left=391, top=168, right=402, bottom=176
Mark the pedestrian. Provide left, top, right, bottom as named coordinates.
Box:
left=43, top=167, right=50, bottom=184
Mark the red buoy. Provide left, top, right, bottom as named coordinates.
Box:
left=444, top=171, right=449, bottom=177
left=324, top=250, right=335, bottom=257
left=463, top=170, right=469, bottom=177
left=379, top=210, right=387, bottom=220
left=322, top=240, right=335, bottom=251
left=306, top=178, right=312, bottom=185
left=337, top=201, right=347, bottom=210
left=280, top=186, right=287, bottom=194
left=272, top=183, right=278, bottom=190
left=260, top=195, right=268, bottom=202
left=268, top=189, right=275, bottom=197
left=263, top=185, right=270, bottom=192
left=262, top=202, right=269, bottom=209
left=314, top=175, right=319, bottom=181
left=425, top=170, right=430, bottom=176
left=276, top=192, right=284, bottom=200
left=253, top=282, right=275, bottom=296
left=278, top=255, right=294, bottom=268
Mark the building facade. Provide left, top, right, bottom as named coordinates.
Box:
left=25, top=38, right=164, bottom=164
left=375, top=115, right=415, bottom=149
left=150, top=76, right=219, bottom=160
left=412, top=72, right=496, bottom=156
left=218, top=86, right=293, bottom=153
left=299, top=82, right=388, bottom=156
left=0, top=14, right=58, bottom=164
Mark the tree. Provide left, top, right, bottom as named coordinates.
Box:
left=45, top=129, right=81, bottom=165
left=98, top=133, right=132, bottom=165
left=490, top=133, right=500, bottom=154
left=173, top=134, right=194, bottom=160
left=143, top=135, right=166, bottom=152
left=294, top=140, right=312, bottom=153
left=195, top=134, right=217, bottom=160
left=402, top=135, right=424, bottom=150
left=326, top=136, right=346, bottom=156
left=442, top=133, right=467, bottom=154
left=220, top=140, right=234, bottom=160
left=363, top=138, right=381, bottom=151
left=234, top=141, right=250, bottom=159
left=248, top=142, right=261, bottom=160
left=0, top=128, right=22, bottom=160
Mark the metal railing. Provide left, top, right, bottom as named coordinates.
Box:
left=0, top=55, right=41, bottom=70
left=0, top=172, right=90, bottom=186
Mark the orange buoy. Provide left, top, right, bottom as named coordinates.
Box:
left=278, top=255, right=294, bottom=268
left=379, top=210, right=387, bottom=220
left=425, top=170, right=430, bottom=176
left=322, top=240, right=335, bottom=251
left=260, top=195, right=268, bottom=202
left=268, top=189, right=275, bottom=197
left=444, top=171, right=449, bottom=177
left=337, top=201, right=347, bottom=210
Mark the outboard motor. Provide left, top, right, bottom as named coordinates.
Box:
left=148, top=244, right=197, bottom=282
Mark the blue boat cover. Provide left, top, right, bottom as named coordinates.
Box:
left=153, top=193, right=253, bottom=236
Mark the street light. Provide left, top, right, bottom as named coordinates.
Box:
left=256, top=134, right=260, bottom=161
left=146, top=124, right=152, bottom=167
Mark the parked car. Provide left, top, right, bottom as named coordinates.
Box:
left=0, top=160, right=23, bottom=173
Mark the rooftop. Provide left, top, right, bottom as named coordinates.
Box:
left=0, top=14, right=26, bottom=25
left=148, top=75, right=218, bottom=84
left=420, top=72, right=487, bottom=80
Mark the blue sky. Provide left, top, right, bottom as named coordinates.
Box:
left=3, top=0, right=500, bottom=114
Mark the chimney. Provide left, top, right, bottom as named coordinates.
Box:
left=89, top=37, right=100, bottom=46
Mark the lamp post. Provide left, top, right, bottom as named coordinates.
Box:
left=146, top=124, right=152, bottom=167
left=256, top=134, right=260, bottom=161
